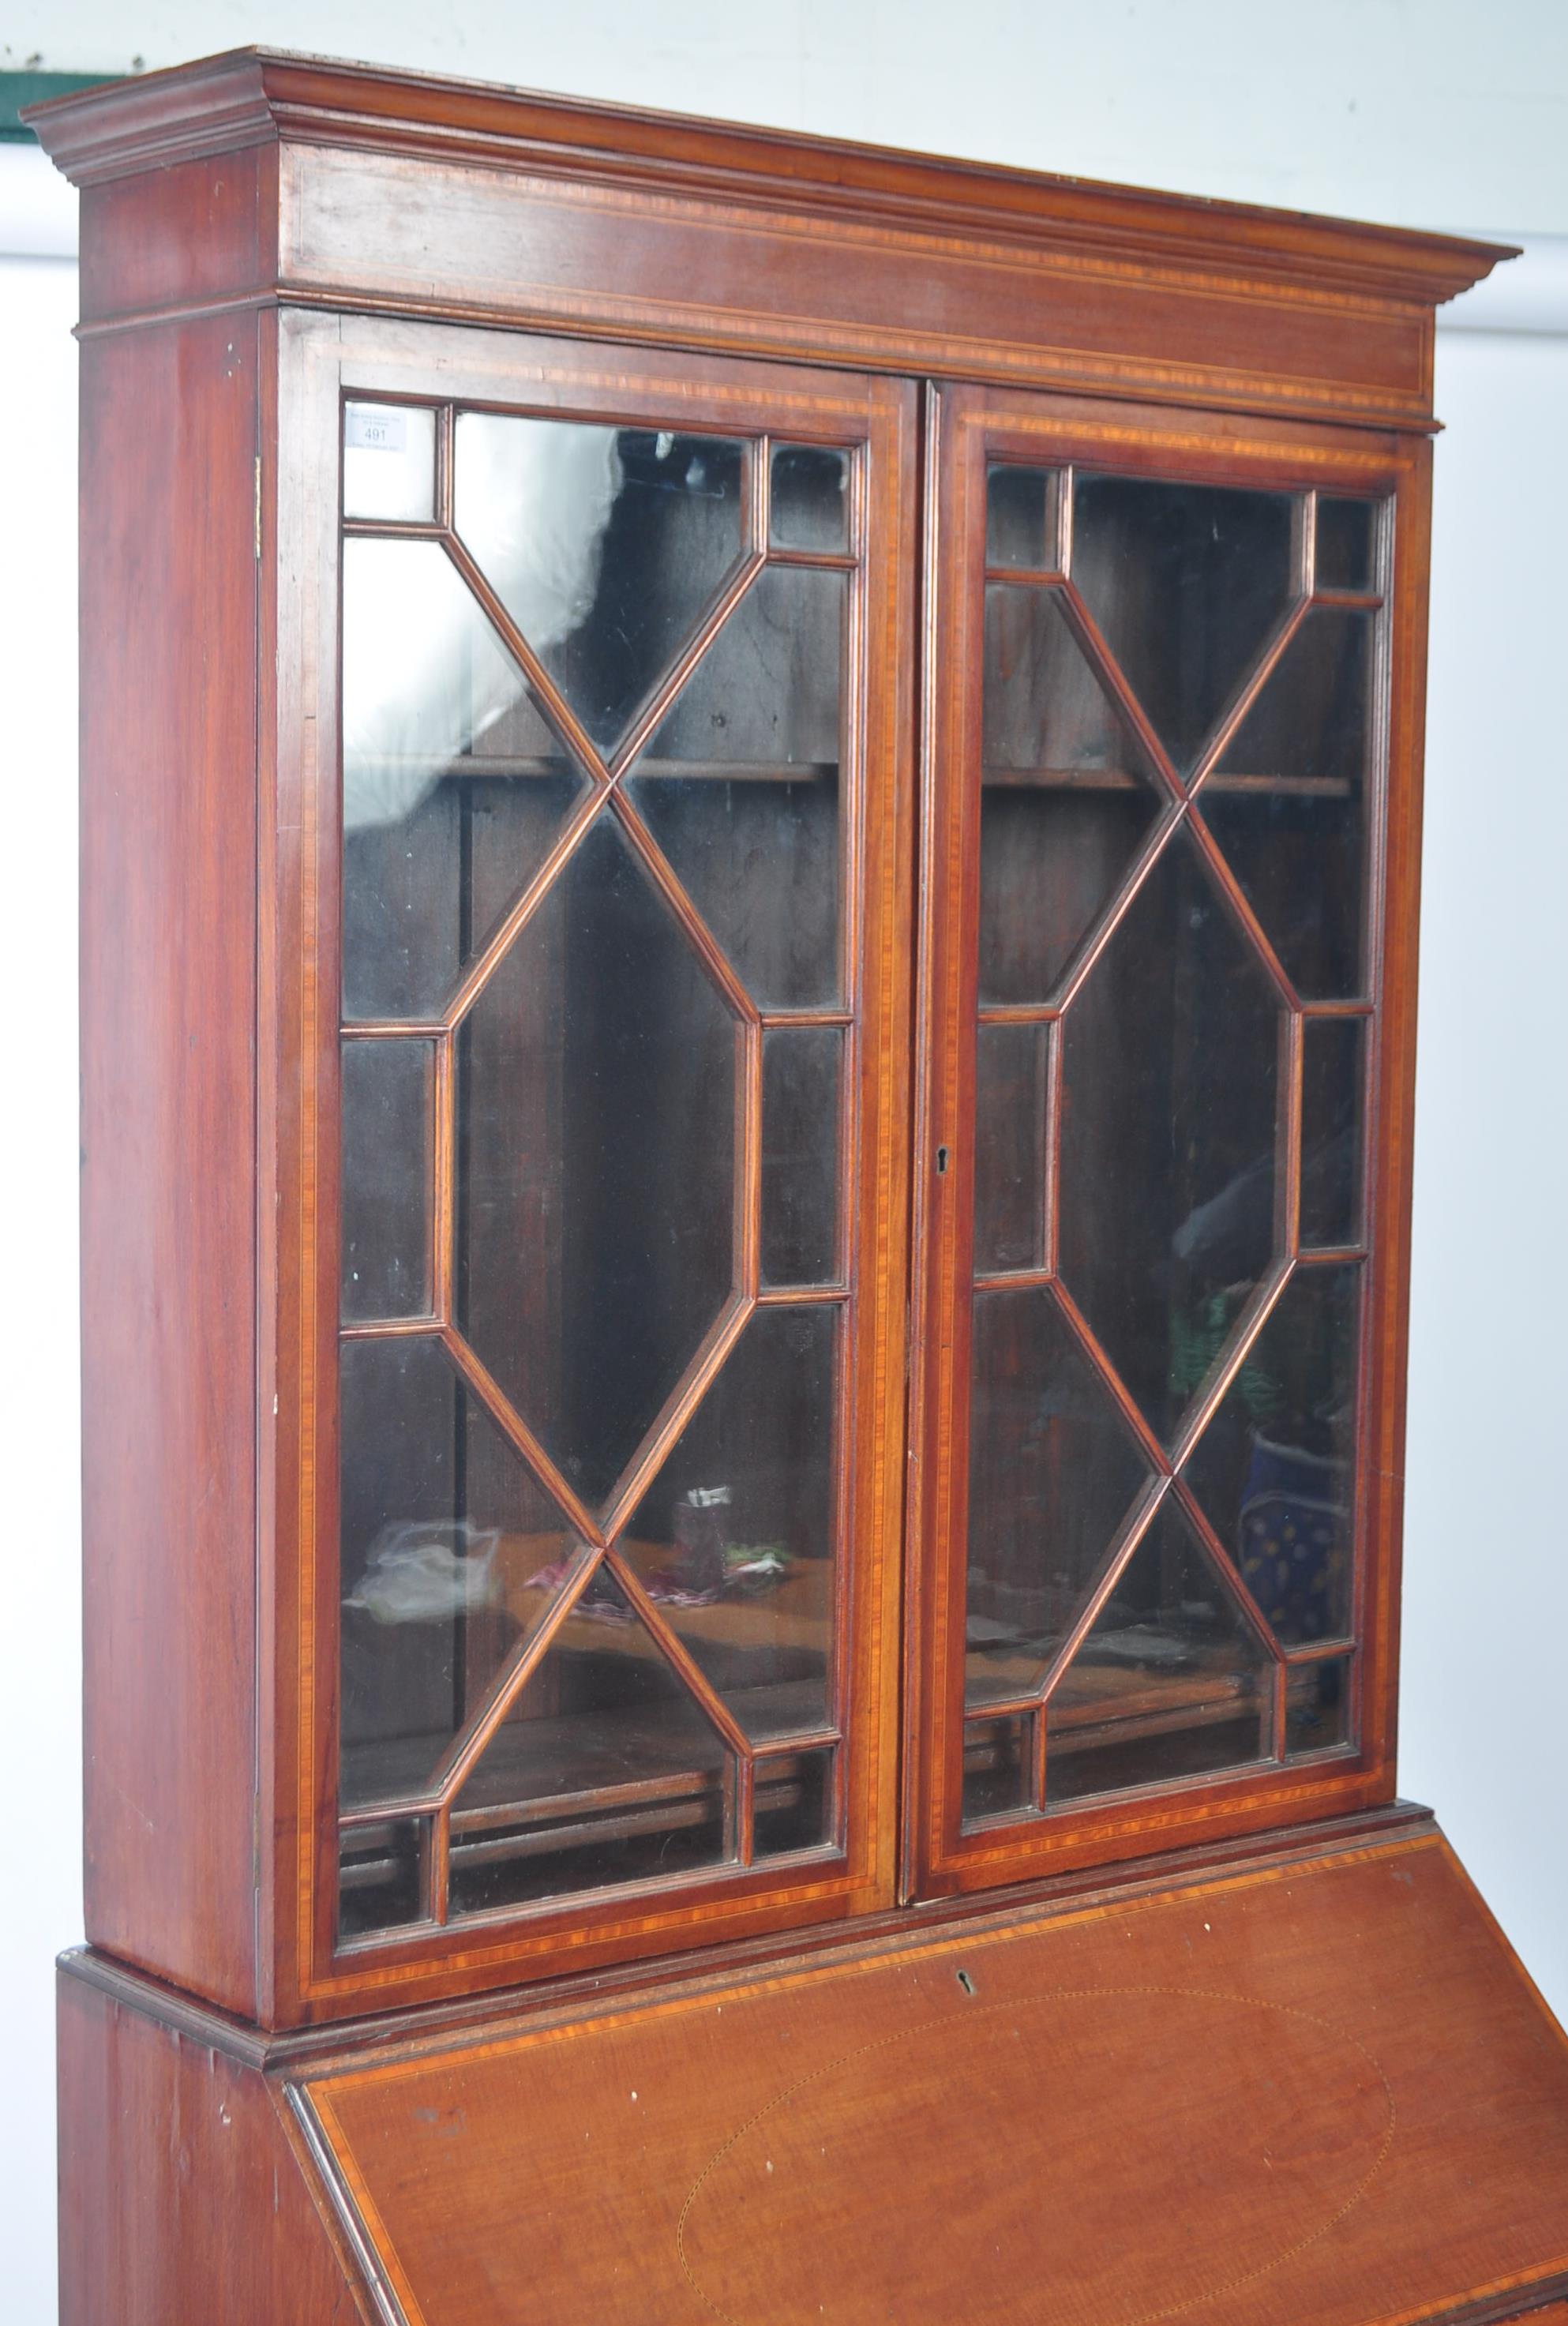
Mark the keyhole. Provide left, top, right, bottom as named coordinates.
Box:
left=956, top=1968, right=976, bottom=1996
left=936, top=1146, right=950, bottom=1175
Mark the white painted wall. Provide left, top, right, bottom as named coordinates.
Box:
left=0, top=243, right=82, bottom=2326
left=2, top=6, right=1564, bottom=2317
left=1405, top=313, right=1568, bottom=2017
left=6, top=0, right=1568, bottom=232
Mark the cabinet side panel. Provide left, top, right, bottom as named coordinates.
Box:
left=77, top=144, right=276, bottom=327
left=57, top=1968, right=368, bottom=2326
left=78, top=316, right=261, bottom=2012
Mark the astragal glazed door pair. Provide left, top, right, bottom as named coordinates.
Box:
left=291, top=313, right=1413, bottom=2007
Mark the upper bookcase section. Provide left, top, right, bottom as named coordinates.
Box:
left=28, top=48, right=1511, bottom=430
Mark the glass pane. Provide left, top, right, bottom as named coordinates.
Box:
left=622, top=1306, right=838, bottom=1740
left=1181, top=1264, right=1361, bottom=1647
left=1316, top=497, right=1377, bottom=593
left=962, top=1713, right=1031, bottom=1824
left=338, top=1818, right=428, bottom=1939
left=1071, top=474, right=1295, bottom=773
left=1045, top=1503, right=1270, bottom=1804
left=1056, top=826, right=1284, bottom=1443
left=761, top=1029, right=841, bottom=1288
left=1301, top=1017, right=1365, bottom=1250
left=341, top=537, right=587, bottom=1022
left=447, top=1563, right=732, bottom=1916
left=1286, top=1654, right=1353, bottom=1754
left=966, top=1288, right=1153, bottom=1706
left=337, top=1334, right=585, bottom=1811
left=340, top=1039, right=433, bottom=1322
left=973, top=1022, right=1045, bottom=1277
left=343, top=401, right=436, bottom=523
left=754, top=1746, right=835, bottom=1856
left=453, top=415, right=747, bottom=751
left=628, top=565, right=846, bottom=1007
left=456, top=812, right=739, bottom=1514
left=1202, top=608, right=1373, bottom=1000
left=980, top=585, right=1161, bottom=1004
left=770, top=443, right=850, bottom=553
left=986, top=465, right=1056, bottom=570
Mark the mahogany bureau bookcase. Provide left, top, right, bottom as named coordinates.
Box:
left=30, top=49, right=1568, bottom=2326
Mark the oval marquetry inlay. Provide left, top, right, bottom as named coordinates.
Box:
left=677, top=1983, right=1394, bottom=2326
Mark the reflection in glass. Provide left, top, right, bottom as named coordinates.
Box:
left=343, top=401, right=436, bottom=523
left=1181, top=1264, right=1360, bottom=1647
left=337, top=411, right=865, bottom=1934
left=1056, top=827, right=1283, bottom=1442
left=979, top=586, right=1163, bottom=1004
left=1045, top=1503, right=1270, bottom=1803
left=624, top=1306, right=838, bottom=1739
left=337, top=1335, right=583, bottom=1813
left=341, top=537, right=587, bottom=1022
left=1301, top=1017, right=1365, bottom=1249
left=952, top=459, right=1385, bottom=1830
left=1204, top=608, right=1372, bottom=1000
left=762, top=1029, right=841, bottom=1287
left=447, top=1563, right=730, bottom=1916
left=973, top=1022, right=1045, bottom=1276
left=340, top=1039, right=433, bottom=1322
left=1285, top=1654, right=1353, bottom=1754
left=454, top=415, right=747, bottom=750
left=986, top=465, right=1056, bottom=570
left=629, top=565, right=846, bottom=1007
left=456, top=814, right=738, bottom=1514
left=966, top=1289, right=1153, bottom=1706
left=962, top=1714, right=1031, bottom=1824
left=770, top=443, right=850, bottom=553
left=754, top=1746, right=835, bottom=1855
left=1316, top=497, right=1377, bottom=593
left=1071, top=474, right=1295, bottom=771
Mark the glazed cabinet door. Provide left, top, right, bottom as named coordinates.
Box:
left=269, top=313, right=916, bottom=2018
left=907, top=381, right=1430, bottom=1898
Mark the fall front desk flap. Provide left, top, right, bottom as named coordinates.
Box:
left=296, top=1830, right=1568, bottom=2326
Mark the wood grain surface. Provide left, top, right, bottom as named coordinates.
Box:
left=300, top=1833, right=1568, bottom=2326
left=57, top=1971, right=368, bottom=2325
left=77, top=310, right=264, bottom=2015
left=33, top=49, right=1562, bottom=2326
left=41, top=47, right=1514, bottom=2035
left=27, top=51, right=1510, bottom=430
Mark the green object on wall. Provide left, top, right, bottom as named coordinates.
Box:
left=2, top=70, right=116, bottom=141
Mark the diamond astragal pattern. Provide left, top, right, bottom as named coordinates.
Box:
left=1056, top=824, right=1285, bottom=1449
left=455, top=809, right=741, bottom=1516
left=962, top=468, right=1382, bottom=1818
left=453, top=415, right=749, bottom=753
left=339, top=398, right=857, bottom=1925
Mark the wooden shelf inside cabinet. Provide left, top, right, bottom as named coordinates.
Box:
left=983, top=764, right=1355, bottom=795
left=29, top=42, right=1551, bottom=2326
left=350, top=755, right=842, bottom=784
left=339, top=1683, right=831, bottom=1825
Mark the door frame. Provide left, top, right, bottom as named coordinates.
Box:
left=263, top=310, right=920, bottom=2023
left=904, top=379, right=1432, bottom=1901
